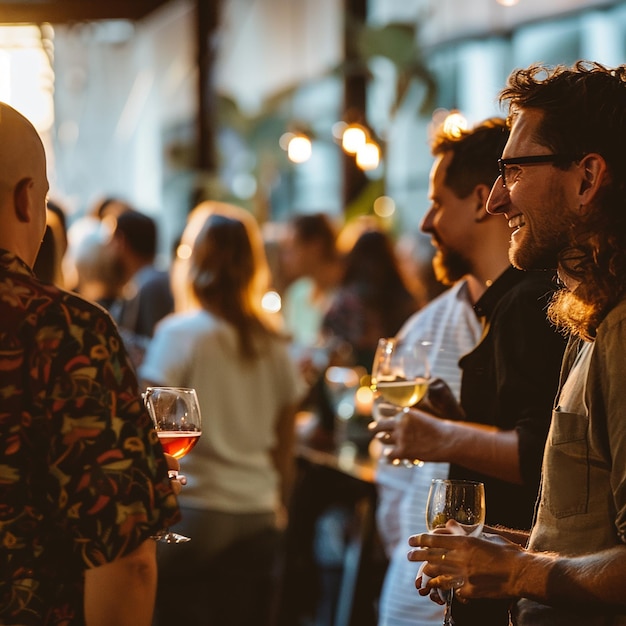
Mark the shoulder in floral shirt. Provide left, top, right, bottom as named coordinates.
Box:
left=0, top=250, right=180, bottom=626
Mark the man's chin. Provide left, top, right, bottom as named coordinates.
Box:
left=433, top=254, right=469, bottom=286
left=509, top=244, right=557, bottom=272
left=433, top=265, right=463, bottom=286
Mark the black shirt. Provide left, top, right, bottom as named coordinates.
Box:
left=449, top=266, right=568, bottom=625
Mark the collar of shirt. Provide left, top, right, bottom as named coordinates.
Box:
left=0, top=249, right=35, bottom=277
left=472, top=265, right=525, bottom=322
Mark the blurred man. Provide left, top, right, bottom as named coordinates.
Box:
left=108, top=207, right=174, bottom=368
left=281, top=212, right=343, bottom=354
left=0, top=102, right=179, bottom=625
left=409, top=61, right=626, bottom=626
left=281, top=211, right=344, bottom=438
left=111, top=208, right=174, bottom=338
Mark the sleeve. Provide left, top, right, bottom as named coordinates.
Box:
left=48, top=304, right=180, bottom=568
left=491, top=280, right=567, bottom=489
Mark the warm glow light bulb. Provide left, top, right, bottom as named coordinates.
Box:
left=442, top=112, right=469, bottom=138
left=373, top=195, right=395, bottom=218
left=342, top=125, right=367, bottom=154
left=279, top=131, right=294, bottom=151
left=261, top=290, right=282, bottom=313
left=355, top=385, right=374, bottom=415
left=287, top=134, right=312, bottom=163
left=356, top=142, right=380, bottom=171
left=497, top=0, right=519, bottom=5
left=176, top=243, right=193, bottom=260
left=332, top=121, right=348, bottom=140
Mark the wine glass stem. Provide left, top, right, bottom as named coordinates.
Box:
left=443, top=588, right=454, bottom=626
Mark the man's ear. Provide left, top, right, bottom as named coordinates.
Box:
left=474, top=184, right=491, bottom=223
left=577, top=153, right=606, bottom=204
left=14, top=177, right=34, bottom=223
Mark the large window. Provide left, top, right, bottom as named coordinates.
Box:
left=0, top=24, right=54, bottom=134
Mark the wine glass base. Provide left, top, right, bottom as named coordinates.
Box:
left=152, top=530, right=191, bottom=544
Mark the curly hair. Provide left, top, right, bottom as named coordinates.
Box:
left=500, top=61, right=626, bottom=340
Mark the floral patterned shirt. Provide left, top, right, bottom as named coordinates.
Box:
left=0, top=250, right=180, bottom=625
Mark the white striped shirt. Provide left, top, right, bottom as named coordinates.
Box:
left=376, top=280, right=482, bottom=626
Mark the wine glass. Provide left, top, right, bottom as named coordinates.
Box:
left=425, top=478, right=486, bottom=626
left=371, top=337, right=431, bottom=467
left=144, top=386, right=202, bottom=543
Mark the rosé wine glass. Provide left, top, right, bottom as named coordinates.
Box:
left=144, top=386, right=202, bottom=543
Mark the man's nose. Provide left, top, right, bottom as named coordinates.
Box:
left=420, top=206, right=435, bottom=233
left=486, top=177, right=508, bottom=215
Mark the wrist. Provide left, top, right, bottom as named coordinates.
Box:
left=510, top=549, right=553, bottom=600
left=438, top=418, right=464, bottom=464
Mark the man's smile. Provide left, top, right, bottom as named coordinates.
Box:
left=508, top=213, right=525, bottom=233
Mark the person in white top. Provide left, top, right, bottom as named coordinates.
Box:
left=141, top=203, right=303, bottom=626
left=281, top=212, right=343, bottom=354
left=375, top=117, right=511, bottom=626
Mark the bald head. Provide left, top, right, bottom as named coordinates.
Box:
left=0, top=102, right=49, bottom=267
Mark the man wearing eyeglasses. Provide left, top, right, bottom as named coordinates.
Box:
left=409, top=61, right=626, bottom=626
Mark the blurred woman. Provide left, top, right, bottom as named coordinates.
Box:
left=322, top=228, right=421, bottom=370
left=141, top=204, right=303, bottom=626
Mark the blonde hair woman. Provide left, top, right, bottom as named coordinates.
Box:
left=141, top=203, right=303, bottom=626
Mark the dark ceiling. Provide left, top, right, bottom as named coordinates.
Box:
left=0, top=0, right=175, bottom=24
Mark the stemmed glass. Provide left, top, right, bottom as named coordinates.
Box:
left=371, top=337, right=431, bottom=467
left=425, top=478, right=486, bottom=626
left=144, top=386, right=202, bottom=543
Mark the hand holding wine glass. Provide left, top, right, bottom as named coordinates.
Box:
left=144, top=386, right=202, bottom=543
left=371, top=337, right=431, bottom=467
left=425, top=478, right=486, bottom=626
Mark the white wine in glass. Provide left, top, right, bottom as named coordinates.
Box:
left=371, top=337, right=430, bottom=467
left=425, top=478, right=486, bottom=626
left=144, top=386, right=202, bottom=543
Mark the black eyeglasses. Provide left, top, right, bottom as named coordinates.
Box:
left=497, top=154, right=581, bottom=190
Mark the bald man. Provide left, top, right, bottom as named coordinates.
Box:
left=0, top=103, right=180, bottom=625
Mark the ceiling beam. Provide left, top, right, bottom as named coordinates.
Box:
left=0, top=0, right=173, bottom=24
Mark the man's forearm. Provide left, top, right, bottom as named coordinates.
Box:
left=513, top=545, right=626, bottom=608
left=485, top=524, right=530, bottom=546
left=84, top=539, right=158, bottom=626
left=375, top=410, right=524, bottom=483
left=445, top=422, right=523, bottom=484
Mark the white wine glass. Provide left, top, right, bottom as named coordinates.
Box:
left=371, top=337, right=430, bottom=467
left=425, top=478, right=486, bottom=626
left=144, top=386, right=202, bottom=543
